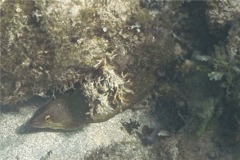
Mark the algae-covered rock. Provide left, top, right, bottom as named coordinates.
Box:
left=1, top=0, right=185, bottom=126
left=227, top=18, right=240, bottom=71
left=0, top=0, right=176, bottom=104
left=207, top=0, right=240, bottom=28
left=1, top=0, right=53, bottom=104
left=181, top=71, right=220, bottom=136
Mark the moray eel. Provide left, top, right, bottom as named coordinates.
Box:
left=28, top=68, right=156, bottom=131
left=28, top=90, right=89, bottom=130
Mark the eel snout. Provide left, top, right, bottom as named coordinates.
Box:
left=28, top=91, right=89, bottom=131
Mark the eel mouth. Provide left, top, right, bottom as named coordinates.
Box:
left=28, top=119, right=66, bottom=130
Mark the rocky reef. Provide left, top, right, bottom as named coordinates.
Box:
left=1, top=0, right=240, bottom=151
left=1, top=0, right=240, bottom=158
left=1, top=0, right=182, bottom=122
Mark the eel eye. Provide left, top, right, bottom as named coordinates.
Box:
left=45, top=115, right=51, bottom=122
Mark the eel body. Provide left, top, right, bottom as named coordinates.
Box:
left=28, top=69, right=156, bottom=131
